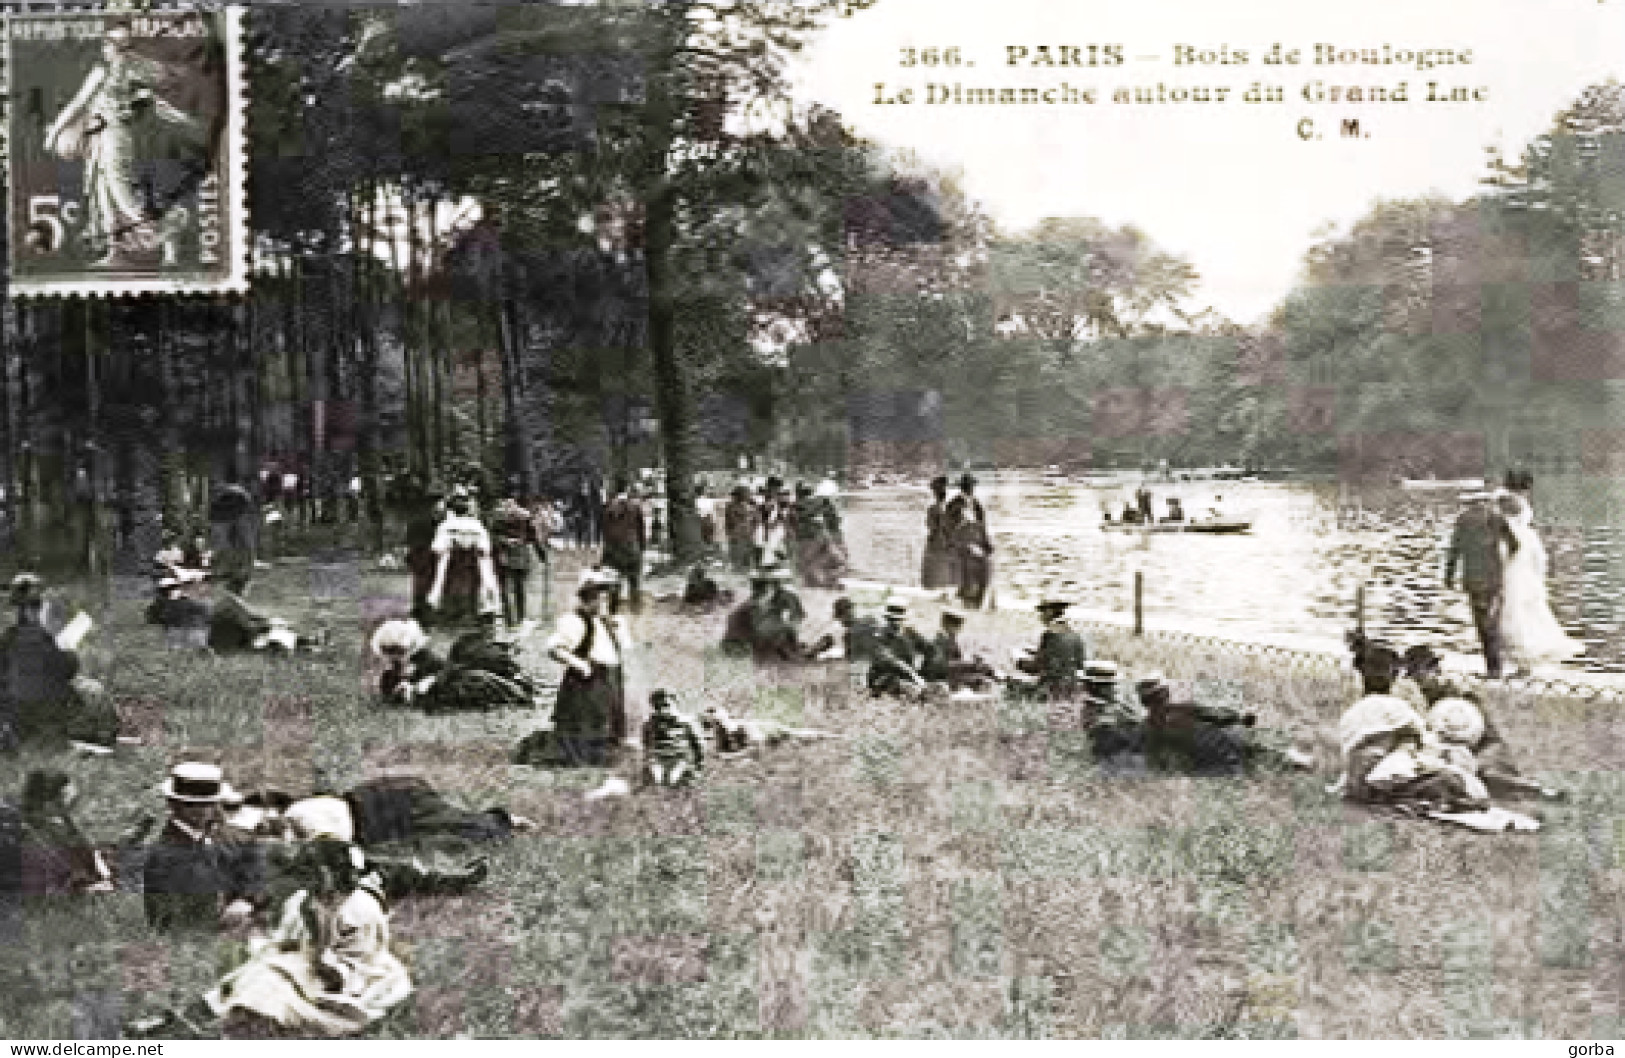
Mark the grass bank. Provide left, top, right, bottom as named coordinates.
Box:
left=1, top=548, right=1622, bottom=1039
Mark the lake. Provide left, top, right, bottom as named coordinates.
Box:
left=840, top=479, right=1625, bottom=672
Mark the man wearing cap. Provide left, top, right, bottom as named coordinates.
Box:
left=867, top=601, right=932, bottom=696
left=1445, top=490, right=1518, bottom=678
left=946, top=474, right=993, bottom=608
left=1078, top=661, right=1149, bottom=761
left=143, top=763, right=266, bottom=932
left=921, top=608, right=996, bottom=691
left=544, top=571, right=631, bottom=766
left=600, top=477, right=647, bottom=613
left=722, top=566, right=806, bottom=663
left=0, top=573, right=118, bottom=750
left=1013, top=600, right=1090, bottom=700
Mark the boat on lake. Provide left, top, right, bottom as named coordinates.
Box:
left=1100, top=517, right=1253, bottom=535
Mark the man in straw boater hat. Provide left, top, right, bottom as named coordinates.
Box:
left=143, top=762, right=266, bottom=932
left=1010, top=598, right=1090, bottom=700
left=920, top=607, right=997, bottom=692
left=867, top=600, right=932, bottom=697
left=0, top=572, right=118, bottom=751
left=721, top=564, right=806, bottom=663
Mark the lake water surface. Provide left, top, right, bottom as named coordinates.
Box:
left=841, top=480, right=1625, bottom=672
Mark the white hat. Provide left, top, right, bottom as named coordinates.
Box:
left=284, top=796, right=355, bottom=843
left=1428, top=697, right=1486, bottom=747
left=161, top=762, right=237, bottom=803
left=815, top=479, right=840, bottom=498
left=1337, top=694, right=1427, bottom=761
left=370, top=619, right=427, bottom=657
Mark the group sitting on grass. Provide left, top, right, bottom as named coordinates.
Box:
left=1334, top=632, right=1561, bottom=820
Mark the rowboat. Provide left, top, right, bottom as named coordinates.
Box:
left=1100, top=518, right=1253, bottom=535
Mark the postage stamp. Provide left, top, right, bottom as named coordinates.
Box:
left=3, top=6, right=246, bottom=296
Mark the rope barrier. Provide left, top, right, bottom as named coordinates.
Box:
left=1066, top=618, right=1625, bottom=703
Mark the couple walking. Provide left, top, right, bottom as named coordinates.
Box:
left=1446, top=484, right=1582, bottom=677
left=921, top=473, right=993, bottom=608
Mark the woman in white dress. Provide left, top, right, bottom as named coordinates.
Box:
left=1497, top=492, right=1584, bottom=672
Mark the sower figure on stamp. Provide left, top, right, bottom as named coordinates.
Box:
left=1445, top=490, right=1517, bottom=678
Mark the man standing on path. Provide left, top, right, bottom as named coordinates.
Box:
left=1445, top=490, right=1518, bottom=678
left=601, top=478, right=647, bottom=613
left=946, top=474, right=993, bottom=609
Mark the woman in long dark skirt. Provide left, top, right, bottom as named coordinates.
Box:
left=544, top=572, right=629, bottom=767
left=920, top=475, right=959, bottom=590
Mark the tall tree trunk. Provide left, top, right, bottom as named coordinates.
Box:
left=496, top=270, right=536, bottom=500
left=644, top=12, right=700, bottom=561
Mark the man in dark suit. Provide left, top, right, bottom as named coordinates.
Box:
left=1445, top=491, right=1518, bottom=678
left=1013, top=599, right=1090, bottom=699
left=946, top=474, right=993, bottom=608
left=142, top=763, right=265, bottom=932
left=600, top=478, right=647, bottom=612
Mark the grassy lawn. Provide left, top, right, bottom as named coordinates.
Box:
left=3, top=541, right=1624, bottom=1039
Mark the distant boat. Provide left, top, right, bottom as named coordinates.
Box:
left=1400, top=477, right=1486, bottom=491
left=1101, top=517, right=1253, bottom=535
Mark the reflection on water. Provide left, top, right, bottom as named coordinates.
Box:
left=843, top=481, right=1625, bottom=672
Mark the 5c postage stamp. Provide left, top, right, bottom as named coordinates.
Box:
left=4, top=6, right=246, bottom=296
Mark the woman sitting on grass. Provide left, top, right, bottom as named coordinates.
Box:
left=19, top=769, right=113, bottom=895
left=136, top=838, right=413, bottom=1039
left=1330, top=693, right=1489, bottom=811
left=370, top=617, right=534, bottom=714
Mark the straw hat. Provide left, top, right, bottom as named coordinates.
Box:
left=1083, top=660, right=1120, bottom=684
left=8, top=573, right=43, bottom=607
left=370, top=619, right=428, bottom=657
left=161, top=762, right=237, bottom=804
left=1428, top=697, right=1486, bottom=747
left=284, top=796, right=356, bottom=843
left=1337, top=694, right=1427, bottom=761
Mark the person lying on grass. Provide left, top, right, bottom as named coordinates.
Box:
left=642, top=690, right=706, bottom=787
left=131, top=838, right=413, bottom=1039
left=699, top=703, right=845, bottom=758
left=370, top=617, right=535, bottom=714
left=208, top=574, right=321, bottom=654
left=1424, top=696, right=1564, bottom=802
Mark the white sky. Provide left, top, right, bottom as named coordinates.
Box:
left=790, top=0, right=1625, bottom=324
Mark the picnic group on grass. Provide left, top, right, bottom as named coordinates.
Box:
left=0, top=466, right=1576, bottom=1037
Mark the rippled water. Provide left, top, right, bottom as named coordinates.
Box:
left=842, top=480, right=1625, bottom=672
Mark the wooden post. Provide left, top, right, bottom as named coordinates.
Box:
left=1133, top=570, right=1144, bottom=636
left=1356, top=583, right=1366, bottom=636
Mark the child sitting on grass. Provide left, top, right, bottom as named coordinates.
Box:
left=642, top=690, right=706, bottom=787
